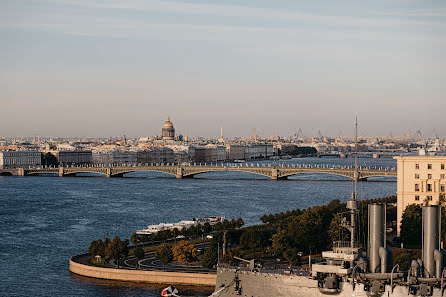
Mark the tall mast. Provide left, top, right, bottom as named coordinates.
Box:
left=354, top=116, right=358, bottom=199
left=347, top=116, right=358, bottom=249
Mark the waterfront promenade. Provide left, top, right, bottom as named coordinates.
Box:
left=0, top=163, right=396, bottom=180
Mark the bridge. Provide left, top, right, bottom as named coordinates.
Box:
left=0, top=163, right=396, bottom=181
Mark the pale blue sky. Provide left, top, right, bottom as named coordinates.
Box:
left=1, top=0, right=445, bottom=138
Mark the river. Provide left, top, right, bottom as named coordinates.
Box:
left=0, top=157, right=397, bottom=297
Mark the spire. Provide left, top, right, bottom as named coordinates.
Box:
left=220, top=125, right=223, bottom=139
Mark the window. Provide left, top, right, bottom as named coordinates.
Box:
left=415, top=195, right=420, bottom=201
left=427, top=196, right=433, bottom=201
left=428, top=174, right=432, bottom=179
left=415, top=174, right=420, bottom=179
left=442, top=164, right=445, bottom=170
left=441, top=184, right=445, bottom=192
left=427, top=184, right=432, bottom=192
left=415, top=184, right=420, bottom=192
left=415, top=163, right=419, bottom=169
left=428, top=164, right=432, bottom=169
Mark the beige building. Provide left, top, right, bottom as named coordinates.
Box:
left=394, top=156, right=446, bottom=235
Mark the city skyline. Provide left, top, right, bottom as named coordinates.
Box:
left=1, top=0, right=445, bottom=138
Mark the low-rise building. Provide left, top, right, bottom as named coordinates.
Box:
left=245, top=144, right=274, bottom=160
left=226, top=145, right=246, bottom=161
left=136, top=147, right=176, bottom=164
left=57, top=150, right=92, bottom=165
left=0, top=151, right=41, bottom=168
left=394, top=155, right=446, bottom=235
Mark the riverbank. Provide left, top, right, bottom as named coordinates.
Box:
left=69, top=254, right=216, bottom=287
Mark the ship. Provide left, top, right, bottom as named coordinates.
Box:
left=209, top=119, right=446, bottom=297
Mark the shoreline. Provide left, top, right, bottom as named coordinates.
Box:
left=69, top=253, right=216, bottom=287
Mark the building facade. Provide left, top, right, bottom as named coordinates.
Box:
left=162, top=118, right=175, bottom=140
left=226, top=145, right=245, bottom=161
left=0, top=151, right=41, bottom=169
left=245, top=144, right=274, bottom=160
left=394, top=156, right=446, bottom=235
left=57, top=150, right=92, bottom=166
left=136, top=147, right=176, bottom=164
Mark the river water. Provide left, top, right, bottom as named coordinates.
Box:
left=0, top=157, right=397, bottom=297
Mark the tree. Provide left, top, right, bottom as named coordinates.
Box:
left=130, top=233, right=140, bottom=246
left=105, top=236, right=129, bottom=268
left=41, top=152, right=58, bottom=167
left=156, top=243, right=173, bottom=270
left=202, top=247, right=218, bottom=268
left=172, top=240, right=198, bottom=270
left=400, top=204, right=422, bottom=247
left=240, top=228, right=261, bottom=257
left=88, top=239, right=105, bottom=258
left=134, top=245, right=145, bottom=268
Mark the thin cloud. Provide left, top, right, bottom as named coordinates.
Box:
left=34, top=0, right=446, bottom=28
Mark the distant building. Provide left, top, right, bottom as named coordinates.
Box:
left=57, top=150, right=92, bottom=165
left=162, top=118, right=175, bottom=140
left=394, top=155, right=446, bottom=235
left=226, top=145, right=246, bottom=161
left=136, top=147, right=176, bottom=164
left=0, top=151, right=41, bottom=169
left=245, top=144, right=274, bottom=160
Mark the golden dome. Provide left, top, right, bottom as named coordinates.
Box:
left=163, top=117, right=174, bottom=128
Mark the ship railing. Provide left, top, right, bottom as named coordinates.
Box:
left=332, top=241, right=362, bottom=248
left=218, top=263, right=310, bottom=276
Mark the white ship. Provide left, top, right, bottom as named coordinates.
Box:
left=136, top=216, right=223, bottom=235
left=210, top=119, right=446, bottom=297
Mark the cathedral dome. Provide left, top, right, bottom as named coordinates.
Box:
left=163, top=119, right=174, bottom=129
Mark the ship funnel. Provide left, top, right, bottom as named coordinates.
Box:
left=422, top=205, right=442, bottom=278
left=368, top=204, right=390, bottom=273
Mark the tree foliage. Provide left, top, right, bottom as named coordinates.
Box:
left=400, top=204, right=422, bottom=246
left=41, top=152, right=58, bottom=166
left=134, top=245, right=145, bottom=262
left=105, top=236, right=129, bottom=268
left=155, top=243, right=173, bottom=270
left=88, top=239, right=106, bottom=257
left=202, top=247, right=218, bottom=268
left=172, top=241, right=198, bottom=269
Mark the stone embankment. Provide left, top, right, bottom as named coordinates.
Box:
left=69, top=254, right=216, bottom=287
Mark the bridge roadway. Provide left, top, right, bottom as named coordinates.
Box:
left=1, top=163, right=396, bottom=181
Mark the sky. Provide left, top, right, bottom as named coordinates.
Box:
left=0, top=0, right=445, bottom=138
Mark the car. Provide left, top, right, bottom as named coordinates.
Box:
left=206, top=234, right=213, bottom=239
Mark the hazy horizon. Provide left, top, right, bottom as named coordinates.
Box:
left=1, top=0, right=445, bottom=138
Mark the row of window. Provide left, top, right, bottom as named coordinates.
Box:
left=414, top=183, right=446, bottom=192
left=414, top=195, right=433, bottom=201
left=415, top=163, right=446, bottom=170
left=415, top=173, right=445, bottom=179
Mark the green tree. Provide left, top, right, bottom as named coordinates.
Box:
left=88, top=239, right=105, bottom=258
left=41, top=152, right=58, bottom=167
left=156, top=243, right=173, bottom=270
left=400, top=204, right=422, bottom=247
left=202, top=247, right=218, bottom=268
left=240, top=228, right=261, bottom=257
left=130, top=233, right=140, bottom=246
left=105, top=236, right=128, bottom=268
left=172, top=240, right=198, bottom=270
left=134, top=245, right=145, bottom=268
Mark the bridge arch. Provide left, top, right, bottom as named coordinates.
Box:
left=186, top=168, right=271, bottom=179
left=113, top=169, right=177, bottom=178
left=282, top=171, right=353, bottom=180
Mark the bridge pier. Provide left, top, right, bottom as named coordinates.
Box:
left=59, top=167, right=64, bottom=177
left=176, top=167, right=183, bottom=179
left=106, top=168, right=111, bottom=178
left=17, top=168, right=25, bottom=176
left=271, top=168, right=279, bottom=180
